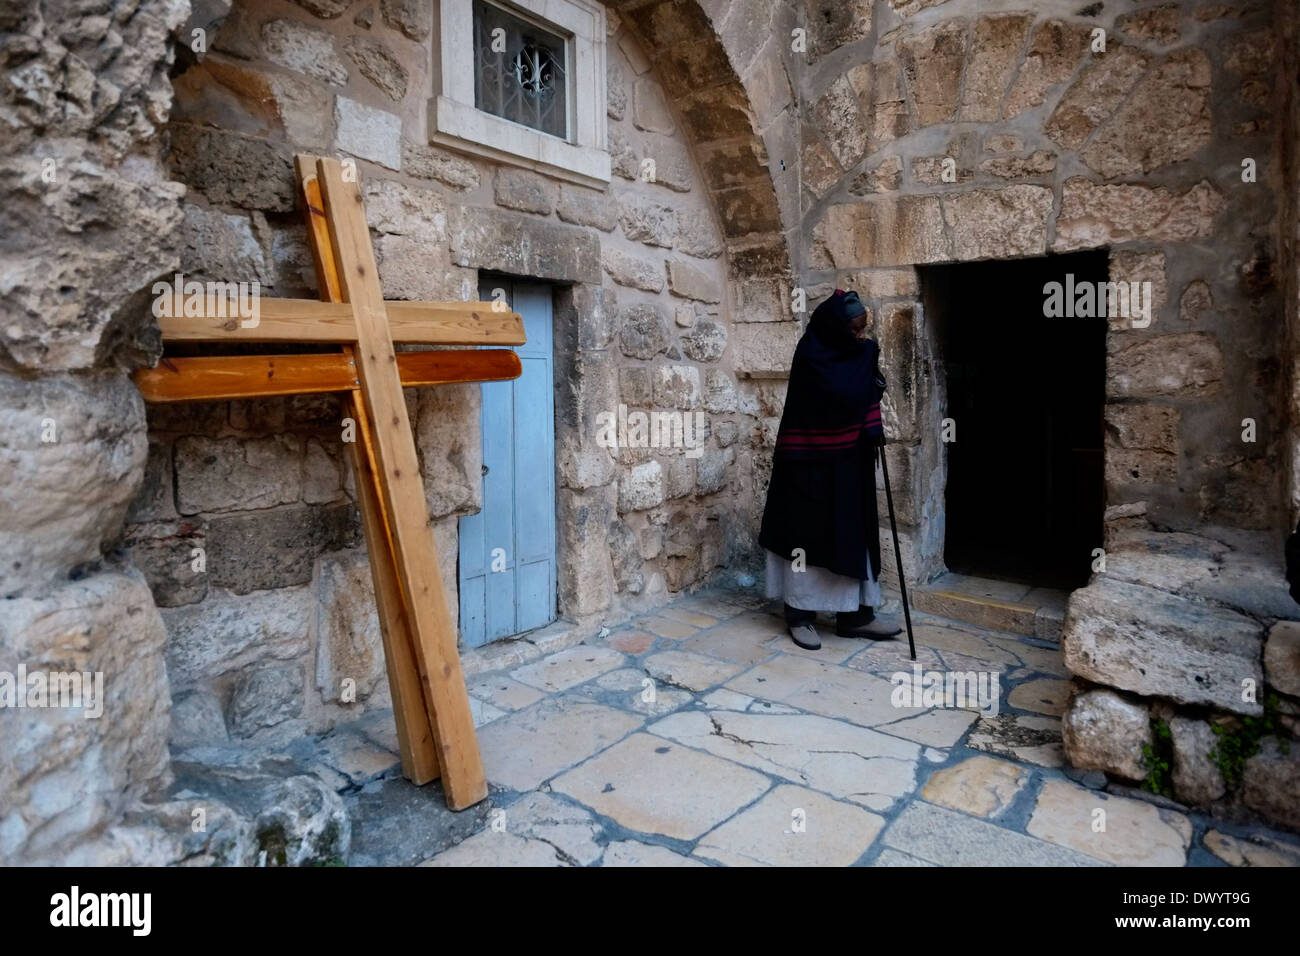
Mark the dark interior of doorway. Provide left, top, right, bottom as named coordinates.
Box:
left=920, top=250, right=1107, bottom=590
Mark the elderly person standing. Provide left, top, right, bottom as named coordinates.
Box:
left=759, top=289, right=902, bottom=650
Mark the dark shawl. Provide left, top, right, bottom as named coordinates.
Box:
left=759, top=290, right=884, bottom=581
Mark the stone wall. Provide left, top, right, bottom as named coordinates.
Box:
left=0, top=0, right=190, bottom=864
left=782, top=0, right=1288, bottom=586
left=135, top=0, right=795, bottom=753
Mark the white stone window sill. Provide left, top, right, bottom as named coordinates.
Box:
left=428, top=95, right=611, bottom=189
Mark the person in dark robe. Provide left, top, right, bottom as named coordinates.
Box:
left=759, top=289, right=903, bottom=650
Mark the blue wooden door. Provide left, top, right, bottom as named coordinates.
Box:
left=458, top=281, right=556, bottom=646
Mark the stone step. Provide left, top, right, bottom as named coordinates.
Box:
left=912, top=572, right=1067, bottom=641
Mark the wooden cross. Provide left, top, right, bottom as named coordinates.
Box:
left=133, top=154, right=520, bottom=810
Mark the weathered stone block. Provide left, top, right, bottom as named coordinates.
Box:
left=557, top=485, right=615, bottom=616
left=1107, top=333, right=1222, bottom=399
left=344, top=34, right=408, bottom=102
left=169, top=123, right=297, bottom=212
left=1003, top=19, right=1091, bottom=119
left=1169, top=715, right=1226, bottom=806
left=1061, top=688, right=1150, bottom=781
left=667, top=259, right=721, bottom=303
left=380, top=0, right=432, bottom=40
left=363, top=179, right=446, bottom=241
left=450, top=207, right=601, bottom=284
left=1242, top=738, right=1300, bottom=830
left=262, top=19, right=348, bottom=86
left=617, top=303, right=671, bottom=359
left=1264, top=621, right=1300, bottom=697
left=942, top=186, right=1053, bottom=261
left=229, top=662, right=305, bottom=737
left=1, top=371, right=148, bottom=597
left=402, top=142, right=479, bottom=190
left=731, top=322, right=799, bottom=376
left=898, top=19, right=968, bottom=127
left=557, top=185, right=617, bottom=230
left=619, top=194, right=676, bottom=247
left=314, top=549, right=387, bottom=704
left=175, top=435, right=304, bottom=515
left=696, top=447, right=733, bottom=495
left=603, top=248, right=665, bottom=292
left=124, top=519, right=208, bottom=607
left=619, top=460, right=664, bottom=512
left=703, top=369, right=739, bottom=413
left=162, top=585, right=314, bottom=687
left=653, top=365, right=701, bottom=410
left=206, top=503, right=359, bottom=593
left=681, top=319, right=727, bottom=362
left=1055, top=178, right=1224, bottom=251
left=959, top=15, right=1032, bottom=121
left=494, top=167, right=557, bottom=215
left=416, top=383, right=481, bottom=518
left=1062, top=576, right=1265, bottom=715
left=334, top=96, right=401, bottom=169
left=811, top=75, right=868, bottom=168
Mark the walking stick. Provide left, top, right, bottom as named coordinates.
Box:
left=877, top=443, right=917, bottom=661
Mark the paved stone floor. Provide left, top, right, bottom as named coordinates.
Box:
left=327, top=588, right=1300, bottom=867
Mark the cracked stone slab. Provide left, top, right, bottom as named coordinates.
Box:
left=1007, top=678, right=1072, bottom=716
left=420, top=791, right=603, bottom=867
left=638, top=615, right=699, bottom=640
left=919, top=755, right=1030, bottom=818
left=552, top=732, right=771, bottom=841
left=469, top=696, right=507, bottom=727
left=509, top=645, right=627, bottom=693
left=988, top=635, right=1068, bottom=677
left=315, top=729, right=399, bottom=787
left=693, top=784, right=885, bottom=867
left=912, top=622, right=1023, bottom=668
left=468, top=674, right=547, bottom=712
left=658, top=606, right=720, bottom=628
left=874, top=707, right=981, bottom=748
left=477, top=697, right=643, bottom=791
left=600, top=839, right=706, bottom=866
left=1027, top=779, right=1192, bottom=866
left=883, top=800, right=1106, bottom=866
left=968, top=713, right=1064, bottom=767
left=675, top=595, right=746, bottom=620
left=644, top=649, right=746, bottom=691
left=649, top=709, right=920, bottom=812
left=725, top=653, right=902, bottom=727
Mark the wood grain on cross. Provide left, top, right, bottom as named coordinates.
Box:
left=133, top=155, right=521, bottom=810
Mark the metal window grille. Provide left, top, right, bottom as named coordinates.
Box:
left=473, top=0, right=569, bottom=139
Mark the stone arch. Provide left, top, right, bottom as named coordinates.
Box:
left=614, top=0, right=795, bottom=297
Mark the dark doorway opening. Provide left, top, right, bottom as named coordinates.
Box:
left=921, top=250, right=1107, bottom=590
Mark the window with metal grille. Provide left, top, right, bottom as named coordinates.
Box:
left=473, top=0, right=569, bottom=139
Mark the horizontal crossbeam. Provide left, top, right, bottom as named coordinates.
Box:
left=156, top=297, right=525, bottom=346
left=134, top=349, right=522, bottom=403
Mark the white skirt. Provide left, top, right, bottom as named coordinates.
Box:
left=764, top=548, right=883, bottom=613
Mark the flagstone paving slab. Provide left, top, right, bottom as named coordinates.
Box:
left=644, top=649, right=746, bottom=691
left=911, top=622, right=1022, bottom=667
left=873, top=848, right=937, bottom=866
left=468, top=674, right=547, bottom=712
left=509, top=645, right=627, bottom=693
left=988, top=635, right=1069, bottom=676
left=883, top=800, right=1107, bottom=866
left=725, top=653, right=903, bottom=727
left=552, top=732, right=771, bottom=841
left=1027, top=779, right=1192, bottom=866
left=874, top=707, right=981, bottom=747
left=693, top=784, right=885, bottom=866
left=764, top=630, right=864, bottom=664
left=968, top=713, right=1065, bottom=767
left=919, top=755, right=1030, bottom=818
left=649, top=709, right=921, bottom=811
left=600, top=840, right=707, bottom=866
left=1008, top=678, right=1072, bottom=716
left=1203, top=829, right=1300, bottom=867
left=420, top=792, right=604, bottom=867
left=845, top=640, right=946, bottom=675
left=605, top=629, right=657, bottom=655
left=469, top=696, right=508, bottom=727
left=639, top=615, right=700, bottom=640
left=477, top=698, right=643, bottom=791
left=659, top=606, right=720, bottom=628
left=678, top=611, right=785, bottom=665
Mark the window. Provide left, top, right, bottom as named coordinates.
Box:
left=473, top=0, right=568, bottom=139
left=431, top=0, right=609, bottom=187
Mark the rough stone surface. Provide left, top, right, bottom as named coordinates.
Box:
left=1061, top=688, right=1151, bottom=781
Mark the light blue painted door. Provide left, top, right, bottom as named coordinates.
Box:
left=458, top=281, right=556, bottom=646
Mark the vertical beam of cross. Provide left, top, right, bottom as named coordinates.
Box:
left=313, top=155, right=488, bottom=810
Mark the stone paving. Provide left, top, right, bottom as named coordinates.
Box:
left=328, top=588, right=1300, bottom=867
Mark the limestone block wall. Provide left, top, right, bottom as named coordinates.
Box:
left=0, top=0, right=190, bottom=864
left=772, top=0, right=1289, bottom=587
left=136, top=0, right=794, bottom=752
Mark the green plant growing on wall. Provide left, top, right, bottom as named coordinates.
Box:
left=1141, top=717, right=1174, bottom=797
left=1210, top=694, right=1290, bottom=791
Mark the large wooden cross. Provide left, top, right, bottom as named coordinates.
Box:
left=133, top=154, right=521, bottom=810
